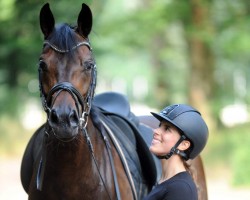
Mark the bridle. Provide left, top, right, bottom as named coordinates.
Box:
left=39, top=39, right=96, bottom=129
left=36, top=37, right=123, bottom=200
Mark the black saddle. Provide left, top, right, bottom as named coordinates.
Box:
left=93, top=92, right=161, bottom=184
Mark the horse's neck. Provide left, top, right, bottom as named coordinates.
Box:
left=45, top=140, right=87, bottom=176
left=29, top=121, right=113, bottom=199
left=44, top=118, right=107, bottom=174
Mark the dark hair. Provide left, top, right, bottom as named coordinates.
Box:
left=182, top=140, right=194, bottom=178
left=183, top=159, right=194, bottom=179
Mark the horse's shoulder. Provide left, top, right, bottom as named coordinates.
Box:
left=20, top=124, right=45, bottom=193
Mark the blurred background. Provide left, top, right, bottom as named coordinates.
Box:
left=1, top=0, right=250, bottom=199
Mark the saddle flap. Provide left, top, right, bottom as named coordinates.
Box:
left=93, top=92, right=159, bottom=187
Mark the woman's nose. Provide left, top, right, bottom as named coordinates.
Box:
left=153, top=127, right=160, bottom=135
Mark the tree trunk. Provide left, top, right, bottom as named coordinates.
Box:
left=186, top=0, right=215, bottom=129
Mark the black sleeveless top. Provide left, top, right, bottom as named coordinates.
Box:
left=143, top=171, right=198, bottom=200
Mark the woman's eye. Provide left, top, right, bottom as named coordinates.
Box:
left=164, top=125, right=171, bottom=131
left=159, top=123, right=171, bottom=131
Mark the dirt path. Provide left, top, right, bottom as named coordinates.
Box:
left=1, top=158, right=250, bottom=200
left=0, top=158, right=27, bottom=200
left=207, top=179, right=250, bottom=200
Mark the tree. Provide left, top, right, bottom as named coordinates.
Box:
left=185, top=0, right=215, bottom=128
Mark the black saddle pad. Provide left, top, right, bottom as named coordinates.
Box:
left=97, top=107, right=157, bottom=188
left=93, top=92, right=160, bottom=186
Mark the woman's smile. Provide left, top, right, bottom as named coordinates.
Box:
left=151, top=138, right=162, bottom=145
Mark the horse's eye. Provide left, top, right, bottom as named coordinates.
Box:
left=84, top=62, right=94, bottom=71
left=39, top=60, right=48, bottom=72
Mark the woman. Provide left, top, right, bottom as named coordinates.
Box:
left=144, top=104, right=208, bottom=200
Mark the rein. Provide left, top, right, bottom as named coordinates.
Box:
left=37, top=39, right=122, bottom=200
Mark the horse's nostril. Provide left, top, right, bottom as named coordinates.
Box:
left=50, top=109, right=59, bottom=124
left=49, top=108, right=79, bottom=128
left=69, top=110, right=79, bottom=127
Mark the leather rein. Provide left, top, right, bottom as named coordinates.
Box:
left=36, top=38, right=122, bottom=200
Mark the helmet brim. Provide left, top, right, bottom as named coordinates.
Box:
left=150, top=112, right=184, bottom=134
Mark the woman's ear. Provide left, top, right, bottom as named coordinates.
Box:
left=178, top=140, right=191, bottom=151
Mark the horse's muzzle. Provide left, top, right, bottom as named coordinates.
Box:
left=43, top=82, right=85, bottom=141
left=48, top=107, right=79, bottom=141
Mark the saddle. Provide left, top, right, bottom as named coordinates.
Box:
left=93, top=92, right=161, bottom=186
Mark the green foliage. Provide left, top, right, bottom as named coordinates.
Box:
left=1, top=0, right=250, bottom=117
left=204, top=123, right=250, bottom=186
left=232, top=146, right=250, bottom=186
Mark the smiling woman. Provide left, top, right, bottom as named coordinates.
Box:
left=143, top=104, right=209, bottom=200
left=150, top=121, right=191, bottom=160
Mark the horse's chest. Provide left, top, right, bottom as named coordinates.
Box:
left=30, top=175, right=109, bottom=200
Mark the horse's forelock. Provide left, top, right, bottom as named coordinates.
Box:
left=48, top=23, right=79, bottom=53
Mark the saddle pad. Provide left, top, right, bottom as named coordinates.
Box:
left=96, top=108, right=157, bottom=192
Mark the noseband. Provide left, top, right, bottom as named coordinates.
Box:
left=39, top=39, right=97, bottom=129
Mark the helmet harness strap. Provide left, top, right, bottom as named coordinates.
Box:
left=157, top=135, right=187, bottom=160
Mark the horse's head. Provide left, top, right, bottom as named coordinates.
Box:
left=38, top=3, right=96, bottom=141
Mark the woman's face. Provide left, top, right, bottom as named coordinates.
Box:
left=150, top=120, right=181, bottom=156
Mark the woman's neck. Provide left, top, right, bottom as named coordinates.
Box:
left=159, top=155, right=186, bottom=183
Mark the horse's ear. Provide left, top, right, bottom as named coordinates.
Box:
left=77, top=3, right=92, bottom=37
left=40, top=3, right=55, bottom=39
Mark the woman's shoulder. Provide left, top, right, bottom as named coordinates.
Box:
left=163, top=171, right=198, bottom=200
left=170, top=171, right=193, bottom=181
left=166, top=171, right=196, bottom=188
left=143, top=172, right=198, bottom=200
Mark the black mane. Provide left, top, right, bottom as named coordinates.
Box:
left=46, top=23, right=79, bottom=53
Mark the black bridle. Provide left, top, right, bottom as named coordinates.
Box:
left=37, top=38, right=123, bottom=200
left=39, top=40, right=96, bottom=129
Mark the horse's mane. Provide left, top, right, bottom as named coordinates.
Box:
left=46, top=23, right=79, bottom=54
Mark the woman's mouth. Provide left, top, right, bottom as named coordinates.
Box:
left=151, top=138, right=161, bottom=145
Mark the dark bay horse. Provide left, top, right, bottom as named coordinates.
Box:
left=21, top=3, right=151, bottom=200
left=20, top=3, right=207, bottom=200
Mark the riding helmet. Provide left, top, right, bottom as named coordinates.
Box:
left=151, top=104, right=208, bottom=159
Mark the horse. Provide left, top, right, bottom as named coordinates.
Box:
left=21, top=3, right=152, bottom=200
left=20, top=3, right=208, bottom=200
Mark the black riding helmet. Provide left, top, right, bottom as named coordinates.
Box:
left=151, top=104, right=208, bottom=160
